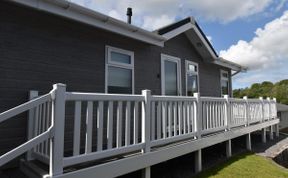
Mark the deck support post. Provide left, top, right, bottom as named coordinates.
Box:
left=226, top=139, right=232, bottom=158
left=269, top=125, right=274, bottom=140
left=50, top=84, right=66, bottom=176
left=26, top=90, right=39, bottom=161
left=262, top=128, right=266, bottom=143
left=275, top=124, right=279, bottom=137
left=141, top=90, right=151, bottom=178
left=246, top=133, right=251, bottom=151
left=142, top=167, right=151, bottom=178
left=195, top=149, right=202, bottom=173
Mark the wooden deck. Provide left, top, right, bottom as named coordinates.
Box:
left=0, top=84, right=279, bottom=178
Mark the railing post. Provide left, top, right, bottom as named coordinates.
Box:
left=224, top=95, right=230, bottom=130
left=274, top=98, right=280, bottom=137
left=273, top=98, right=277, bottom=119
left=50, top=84, right=66, bottom=177
left=141, top=90, right=151, bottom=178
left=193, top=93, right=202, bottom=139
left=259, top=97, right=264, bottom=122
left=243, top=96, right=249, bottom=126
left=267, top=97, right=271, bottom=120
left=26, top=90, right=39, bottom=161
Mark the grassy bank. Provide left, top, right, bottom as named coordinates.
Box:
left=195, top=152, right=288, bottom=178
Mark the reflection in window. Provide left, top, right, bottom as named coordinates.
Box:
left=165, top=60, right=178, bottom=95
left=111, top=51, right=131, bottom=64
left=186, top=62, right=199, bottom=96
left=108, top=66, right=132, bottom=94
left=221, top=70, right=230, bottom=96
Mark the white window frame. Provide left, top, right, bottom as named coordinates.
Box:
left=105, top=46, right=134, bottom=94
left=161, top=54, right=182, bottom=96
left=220, top=70, right=230, bottom=96
left=185, top=60, right=200, bottom=96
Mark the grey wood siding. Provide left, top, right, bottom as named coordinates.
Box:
left=0, top=1, right=232, bottom=154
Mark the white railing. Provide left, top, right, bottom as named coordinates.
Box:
left=150, top=95, right=198, bottom=147
left=62, top=92, right=145, bottom=167
left=0, top=83, right=278, bottom=177
left=201, top=97, right=227, bottom=134
left=0, top=92, right=53, bottom=167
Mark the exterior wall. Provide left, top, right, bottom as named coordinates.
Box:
left=0, top=1, right=232, bottom=154
left=279, top=111, right=288, bottom=130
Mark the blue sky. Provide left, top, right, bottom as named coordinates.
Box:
left=72, top=0, right=288, bottom=89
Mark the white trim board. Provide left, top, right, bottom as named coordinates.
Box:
left=54, top=119, right=279, bottom=178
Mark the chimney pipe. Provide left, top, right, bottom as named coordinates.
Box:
left=126, top=7, right=132, bottom=24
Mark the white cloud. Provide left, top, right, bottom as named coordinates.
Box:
left=71, top=0, right=280, bottom=29
left=142, top=15, right=175, bottom=30
left=220, top=11, right=288, bottom=88
left=185, top=0, right=272, bottom=23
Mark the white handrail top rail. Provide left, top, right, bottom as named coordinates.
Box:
left=201, top=97, right=226, bottom=102
left=0, top=93, right=52, bottom=123
left=66, top=92, right=144, bottom=101
left=151, top=95, right=197, bottom=102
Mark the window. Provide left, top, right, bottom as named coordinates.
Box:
left=161, top=54, right=181, bottom=96
left=220, top=70, right=230, bottom=96
left=186, top=61, right=199, bottom=96
left=106, top=46, right=134, bottom=94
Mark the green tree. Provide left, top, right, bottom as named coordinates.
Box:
left=233, top=79, right=288, bottom=104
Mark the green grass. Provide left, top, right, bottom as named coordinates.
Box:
left=195, top=152, right=288, bottom=178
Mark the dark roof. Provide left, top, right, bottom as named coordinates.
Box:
left=157, top=17, right=191, bottom=35
left=155, top=17, right=218, bottom=57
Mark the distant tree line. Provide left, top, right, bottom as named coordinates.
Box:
left=233, top=79, right=288, bottom=104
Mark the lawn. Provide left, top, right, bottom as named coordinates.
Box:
left=195, top=152, right=288, bottom=178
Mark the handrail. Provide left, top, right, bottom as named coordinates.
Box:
left=0, top=93, right=52, bottom=123
left=0, top=125, right=54, bottom=167
left=66, top=92, right=144, bottom=101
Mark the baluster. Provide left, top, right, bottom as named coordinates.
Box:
left=125, top=102, right=131, bottom=146
left=151, top=102, right=155, bottom=141
left=85, top=101, right=93, bottom=153
left=97, top=101, right=104, bottom=151
left=116, top=101, right=123, bottom=148
left=157, top=102, right=161, bottom=139
left=134, top=101, right=139, bottom=144
left=168, top=102, right=172, bottom=137
left=107, top=101, right=114, bottom=149
left=73, top=101, right=81, bottom=156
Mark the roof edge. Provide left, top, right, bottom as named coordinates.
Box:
left=213, top=57, right=247, bottom=72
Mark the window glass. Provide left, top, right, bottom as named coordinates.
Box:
left=222, top=72, right=228, bottom=78
left=221, top=80, right=229, bottom=95
left=165, top=60, right=178, bottom=95
left=108, top=66, right=132, bottom=94
left=187, top=74, right=198, bottom=96
left=188, top=64, right=197, bottom=72
left=111, top=51, right=131, bottom=64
